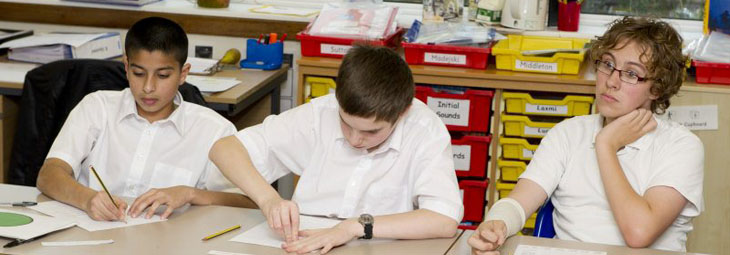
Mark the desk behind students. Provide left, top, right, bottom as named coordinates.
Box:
left=0, top=184, right=462, bottom=255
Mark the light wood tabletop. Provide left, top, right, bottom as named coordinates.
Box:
left=0, top=184, right=462, bottom=255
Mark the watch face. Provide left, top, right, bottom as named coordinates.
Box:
left=359, top=214, right=374, bottom=224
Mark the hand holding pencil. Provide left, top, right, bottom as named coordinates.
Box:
left=84, top=165, right=128, bottom=222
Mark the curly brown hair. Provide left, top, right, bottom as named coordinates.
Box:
left=589, top=16, right=686, bottom=114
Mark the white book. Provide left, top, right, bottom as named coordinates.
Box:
left=0, top=32, right=122, bottom=64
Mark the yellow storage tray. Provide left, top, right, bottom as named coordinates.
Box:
left=498, top=159, right=527, bottom=182
left=500, top=136, right=539, bottom=161
left=499, top=137, right=538, bottom=160
left=306, top=76, right=336, bottom=98
left=491, top=35, right=590, bottom=74
left=496, top=181, right=515, bottom=199
left=503, top=92, right=594, bottom=117
left=502, top=114, right=559, bottom=138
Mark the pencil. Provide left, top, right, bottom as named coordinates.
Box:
left=89, top=165, right=118, bottom=208
left=202, top=225, right=241, bottom=241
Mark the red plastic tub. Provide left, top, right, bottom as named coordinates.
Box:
left=452, top=135, right=491, bottom=178
left=297, top=28, right=405, bottom=58
left=415, top=86, right=494, bottom=132
left=694, top=60, right=730, bottom=85
left=403, top=42, right=492, bottom=69
left=459, top=179, right=489, bottom=222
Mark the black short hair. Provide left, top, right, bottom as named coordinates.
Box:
left=335, top=45, right=414, bottom=124
left=125, top=17, right=188, bottom=67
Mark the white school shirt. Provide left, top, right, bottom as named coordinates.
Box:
left=47, top=88, right=237, bottom=198
left=520, top=114, right=704, bottom=252
left=237, top=94, right=464, bottom=221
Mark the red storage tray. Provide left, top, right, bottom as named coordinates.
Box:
left=459, top=179, right=489, bottom=222
left=415, top=86, right=494, bottom=132
left=297, top=28, right=405, bottom=59
left=694, top=61, right=730, bottom=85
left=452, top=135, right=491, bottom=178
left=403, top=42, right=492, bottom=69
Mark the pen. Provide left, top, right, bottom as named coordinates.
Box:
left=201, top=225, right=241, bottom=241
left=89, top=165, right=125, bottom=222
left=0, top=201, right=37, bottom=207
left=279, top=33, right=287, bottom=43
left=4, top=234, right=47, bottom=248
left=263, top=34, right=270, bottom=45
left=257, top=34, right=263, bottom=44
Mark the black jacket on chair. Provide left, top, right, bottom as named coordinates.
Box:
left=8, top=59, right=208, bottom=186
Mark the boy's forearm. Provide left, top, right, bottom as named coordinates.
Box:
left=209, top=136, right=282, bottom=207
left=37, top=159, right=96, bottom=211
left=341, top=209, right=458, bottom=240
left=189, top=188, right=258, bottom=209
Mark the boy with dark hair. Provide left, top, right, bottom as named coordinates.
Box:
left=37, top=16, right=255, bottom=222
left=210, top=45, right=463, bottom=254
left=469, top=16, right=703, bottom=253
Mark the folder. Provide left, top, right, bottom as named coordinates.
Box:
left=0, top=32, right=123, bottom=64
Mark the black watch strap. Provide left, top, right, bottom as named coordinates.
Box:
left=362, top=222, right=373, bottom=239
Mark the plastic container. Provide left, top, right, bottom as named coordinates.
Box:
left=524, top=213, right=537, bottom=229
left=491, top=35, right=590, bottom=74
left=402, top=42, right=492, bottom=69
left=415, top=86, right=494, bottom=132
left=496, top=180, right=515, bottom=199
left=694, top=61, right=730, bottom=85
left=297, top=28, right=405, bottom=59
left=240, top=38, right=283, bottom=70
left=306, top=76, right=336, bottom=98
left=459, top=179, right=489, bottom=222
left=452, top=135, right=492, bottom=178
left=500, top=136, right=538, bottom=161
left=502, top=114, right=559, bottom=138
left=502, top=92, right=593, bottom=117
left=497, top=159, right=527, bottom=182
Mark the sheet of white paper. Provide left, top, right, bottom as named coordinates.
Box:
left=31, top=201, right=165, bottom=232
left=229, top=216, right=341, bottom=248
left=0, top=33, right=107, bottom=49
left=251, top=5, right=319, bottom=17
left=0, top=208, right=75, bottom=240
left=186, top=57, right=220, bottom=75
left=0, top=62, right=38, bottom=84
left=186, top=75, right=241, bottom=92
left=42, top=239, right=114, bottom=246
left=514, top=244, right=607, bottom=255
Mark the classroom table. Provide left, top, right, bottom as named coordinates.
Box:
left=447, top=230, right=706, bottom=255
left=0, top=184, right=462, bottom=255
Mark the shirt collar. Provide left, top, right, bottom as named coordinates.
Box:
left=591, top=114, right=658, bottom=151
left=117, top=88, right=186, bottom=134
left=333, top=111, right=404, bottom=155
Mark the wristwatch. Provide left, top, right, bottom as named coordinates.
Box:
left=358, top=213, right=374, bottom=239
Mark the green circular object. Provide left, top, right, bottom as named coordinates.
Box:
left=0, top=212, right=33, bottom=227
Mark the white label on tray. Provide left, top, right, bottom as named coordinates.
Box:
left=452, top=145, right=471, bottom=171
left=427, top=97, right=470, bottom=126
left=424, top=52, right=467, bottom=65
left=515, top=60, right=558, bottom=73
left=522, top=148, right=535, bottom=159
left=321, top=44, right=351, bottom=55
left=524, top=126, right=551, bottom=136
left=525, top=103, right=568, bottom=115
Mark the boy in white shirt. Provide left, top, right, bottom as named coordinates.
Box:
left=37, top=17, right=255, bottom=222
left=469, top=17, right=704, bottom=253
left=210, top=45, right=463, bottom=254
